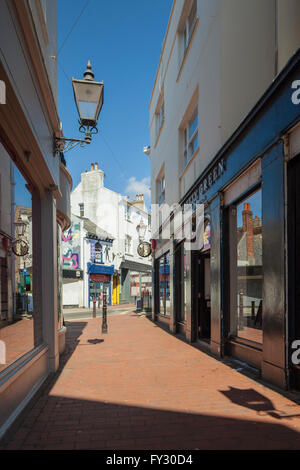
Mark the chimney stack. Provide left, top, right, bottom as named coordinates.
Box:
left=132, top=194, right=145, bottom=211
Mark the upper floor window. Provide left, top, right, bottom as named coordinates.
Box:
left=95, top=242, right=103, bottom=264
left=125, top=204, right=131, bottom=221
left=157, top=175, right=166, bottom=206
left=156, top=99, right=165, bottom=139
left=183, top=107, right=198, bottom=169
left=181, top=0, right=197, bottom=65
left=79, top=203, right=84, bottom=217
left=125, top=235, right=132, bottom=254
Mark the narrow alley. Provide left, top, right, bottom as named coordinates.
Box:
left=2, top=312, right=300, bottom=450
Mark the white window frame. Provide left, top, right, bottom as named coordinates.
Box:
left=156, top=100, right=165, bottom=139
left=181, top=0, right=197, bottom=65
left=125, top=235, right=132, bottom=254
left=183, top=107, right=198, bottom=169
left=125, top=204, right=131, bottom=221
left=157, top=175, right=165, bottom=206
left=79, top=203, right=84, bottom=217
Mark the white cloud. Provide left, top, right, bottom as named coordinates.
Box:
left=125, top=176, right=151, bottom=200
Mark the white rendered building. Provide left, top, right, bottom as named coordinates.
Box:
left=63, top=163, right=152, bottom=307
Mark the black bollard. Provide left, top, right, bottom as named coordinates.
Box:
left=102, top=289, right=108, bottom=333
left=93, top=300, right=96, bottom=318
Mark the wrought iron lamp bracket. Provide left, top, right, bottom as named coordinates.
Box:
left=53, top=125, right=98, bottom=156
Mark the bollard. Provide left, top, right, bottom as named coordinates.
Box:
left=93, top=300, right=96, bottom=318
left=102, top=289, right=108, bottom=333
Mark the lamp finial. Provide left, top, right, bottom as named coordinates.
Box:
left=84, top=60, right=94, bottom=81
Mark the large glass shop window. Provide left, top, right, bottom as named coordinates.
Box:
left=159, top=253, right=170, bottom=316
left=0, top=153, right=36, bottom=373
left=231, top=189, right=263, bottom=344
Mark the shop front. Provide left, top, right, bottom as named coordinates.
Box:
left=153, top=48, right=300, bottom=390
left=87, top=264, right=114, bottom=307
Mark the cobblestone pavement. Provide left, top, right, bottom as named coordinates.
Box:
left=2, top=313, right=300, bottom=450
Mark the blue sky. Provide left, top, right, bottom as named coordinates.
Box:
left=57, top=0, right=173, bottom=209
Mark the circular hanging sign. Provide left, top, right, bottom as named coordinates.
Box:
left=12, top=239, right=29, bottom=257
left=137, top=241, right=152, bottom=258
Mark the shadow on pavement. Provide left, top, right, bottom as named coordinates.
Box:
left=2, top=319, right=300, bottom=450
left=1, top=394, right=300, bottom=450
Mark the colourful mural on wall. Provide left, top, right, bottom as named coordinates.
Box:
left=61, top=218, right=81, bottom=270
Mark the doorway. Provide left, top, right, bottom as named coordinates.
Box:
left=89, top=280, right=111, bottom=307
left=195, top=252, right=211, bottom=342
left=288, top=154, right=300, bottom=388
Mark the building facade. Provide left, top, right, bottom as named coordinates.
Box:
left=149, top=0, right=300, bottom=390
left=62, top=214, right=115, bottom=308
left=0, top=0, right=72, bottom=437
left=69, top=163, right=152, bottom=307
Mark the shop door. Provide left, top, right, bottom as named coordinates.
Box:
left=196, top=252, right=211, bottom=341
left=89, top=280, right=102, bottom=306
left=288, top=155, right=300, bottom=387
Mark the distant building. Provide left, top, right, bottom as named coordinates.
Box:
left=66, top=163, right=152, bottom=307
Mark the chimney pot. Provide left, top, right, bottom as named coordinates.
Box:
left=91, top=163, right=94, bottom=171
left=95, top=162, right=98, bottom=170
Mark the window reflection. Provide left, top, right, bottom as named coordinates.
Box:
left=233, top=189, right=263, bottom=344
left=159, top=253, right=170, bottom=316
left=0, top=153, right=35, bottom=373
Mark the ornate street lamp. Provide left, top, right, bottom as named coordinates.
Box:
left=54, top=61, right=104, bottom=155
left=15, top=216, right=26, bottom=238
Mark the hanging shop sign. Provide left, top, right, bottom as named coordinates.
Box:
left=12, top=239, right=29, bottom=257
left=185, top=158, right=226, bottom=205
left=137, top=241, right=152, bottom=258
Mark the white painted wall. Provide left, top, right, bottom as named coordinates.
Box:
left=0, top=0, right=59, bottom=186
left=71, top=167, right=151, bottom=271
left=149, top=0, right=300, bottom=207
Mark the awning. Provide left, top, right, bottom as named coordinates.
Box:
left=87, top=263, right=114, bottom=275
left=120, top=260, right=152, bottom=273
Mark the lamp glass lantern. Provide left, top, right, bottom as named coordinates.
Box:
left=137, top=219, right=147, bottom=240
left=72, top=61, right=104, bottom=129
left=15, top=216, right=26, bottom=238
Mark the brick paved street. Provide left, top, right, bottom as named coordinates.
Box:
left=2, top=312, right=300, bottom=450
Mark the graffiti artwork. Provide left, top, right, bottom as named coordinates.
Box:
left=61, top=218, right=81, bottom=270
left=62, top=227, right=72, bottom=242
left=62, top=250, right=80, bottom=269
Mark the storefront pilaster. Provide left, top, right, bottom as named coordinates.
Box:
left=169, top=237, right=176, bottom=334
left=184, top=248, right=193, bottom=343
left=41, top=190, right=59, bottom=372
left=261, top=143, right=287, bottom=389
left=210, top=196, right=222, bottom=357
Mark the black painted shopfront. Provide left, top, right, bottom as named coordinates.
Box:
left=153, top=48, right=300, bottom=390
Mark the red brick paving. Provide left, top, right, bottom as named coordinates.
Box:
left=2, top=313, right=300, bottom=449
